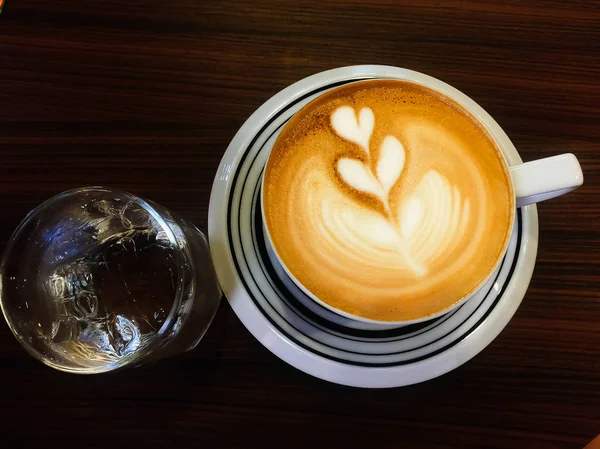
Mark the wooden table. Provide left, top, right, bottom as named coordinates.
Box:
left=1, top=1, right=599, bottom=448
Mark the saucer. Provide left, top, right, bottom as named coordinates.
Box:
left=208, top=65, right=539, bottom=388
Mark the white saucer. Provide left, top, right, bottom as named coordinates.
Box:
left=208, top=65, right=539, bottom=388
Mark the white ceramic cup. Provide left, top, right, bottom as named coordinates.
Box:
left=261, top=66, right=584, bottom=329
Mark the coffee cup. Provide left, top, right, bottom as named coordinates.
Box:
left=261, top=67, right=583, bottom=327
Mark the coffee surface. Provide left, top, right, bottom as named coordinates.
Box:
left=263, top=80, right=514, bottom=321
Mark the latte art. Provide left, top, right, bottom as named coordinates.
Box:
left=331, top=105, right=471, bottom=277
left=263, top=80, right=514, bottom=321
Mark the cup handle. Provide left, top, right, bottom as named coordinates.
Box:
left=509, top=153, right=583, bottom=207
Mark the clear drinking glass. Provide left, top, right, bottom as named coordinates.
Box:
left=0, top=187, right=221, bottom=373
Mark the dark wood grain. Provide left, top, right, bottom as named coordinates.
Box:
left=1, top=1, right=599, bottom=448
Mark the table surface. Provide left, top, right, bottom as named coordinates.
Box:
left=1, top=1, right=599, bottom=448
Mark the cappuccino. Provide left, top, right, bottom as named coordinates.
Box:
left=263, top=80, right=514, bottom=321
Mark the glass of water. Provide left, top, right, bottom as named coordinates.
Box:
left=0, top=187, right=221, bottom=373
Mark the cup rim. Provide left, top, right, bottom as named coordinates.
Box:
left=260, top=66, right=519, bottom=326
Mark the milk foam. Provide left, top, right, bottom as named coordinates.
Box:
left=264, top=80, right=514, bottom=321
left=332, top=105, right=472, bottom=277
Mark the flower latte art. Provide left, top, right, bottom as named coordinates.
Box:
left=332, top=105, right=471, bottom=277
left=263, top=80, right=514, bottom=321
